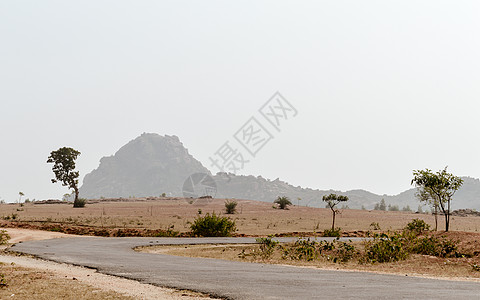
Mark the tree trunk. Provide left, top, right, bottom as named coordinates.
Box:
left=434, top=204, right=438, bottom=231
left=73, top=187, right=80, bottom=207
left=332, top=210, right=336, bottom=231
left=445, top=199, right=450, bottom=232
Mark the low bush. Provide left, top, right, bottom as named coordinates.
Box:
left=0, top=230, right=10, bottom=245
left=364, top=232, right=409, bottom=263
left=282, top=238, right=320, bottom=261
left=336, top=241, right=357, bottom=263
left=405, top=218, right=430, bottom=235
left=280, top=239, right=352, bottom=263
left=412, top=236, right=459, bottom=258
left=73, top=198, right=87, bottom=208
left=190, top=212, right=236, bottom=237
left=323, top=227, right=341, bottom=237
left=256, top=236, right=279, bottom=259
left=369, top=222, right=381, bottom=231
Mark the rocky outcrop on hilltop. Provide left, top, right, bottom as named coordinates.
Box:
left=79, top=133, right=210, bottom=198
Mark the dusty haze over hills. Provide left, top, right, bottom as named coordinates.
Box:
left=2, top=2, right=480, bottom=202
left=80, top=133, right=480, bottom=210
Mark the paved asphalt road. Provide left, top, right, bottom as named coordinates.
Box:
left=10, top=237, right=480, bottom=299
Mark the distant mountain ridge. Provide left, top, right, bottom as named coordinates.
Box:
left=80, top=133, right=210, bottom=198
left=80, top=133, right=480, bottom=210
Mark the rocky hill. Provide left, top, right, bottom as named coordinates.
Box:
left=79, top=133, right=210, bottom=198
left=80, top=133, right=480, bottom=210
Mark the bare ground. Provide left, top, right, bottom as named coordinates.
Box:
left=3, top=198, right=480, bottom=236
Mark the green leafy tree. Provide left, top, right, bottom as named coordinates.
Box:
left=47, top=147, right=82, bottom=207
left=274, top=196, right=292, bottom=210
left=411, top=167, right=463, bottom=232
left=322, top=193, right=349, bottom=230
left=379, top=199, right=386, bottom=211
left=374, top=199, right=387, bottom=211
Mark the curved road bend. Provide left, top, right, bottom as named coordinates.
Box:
left=11, top=237, right=480, bottom=300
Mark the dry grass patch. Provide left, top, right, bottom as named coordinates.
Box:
left=0, top=263, right=134, bottom=300
left=138, top=231, right=480, bottom=281
left=2, top=198, right=480, bottom=237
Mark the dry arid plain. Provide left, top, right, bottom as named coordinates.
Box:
left=2, top=197, right=480, bottom=235
left=2, top=198, right=480, bottom=299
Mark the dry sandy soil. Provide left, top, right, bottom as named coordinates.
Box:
left=0, top=228, right=215, bottom=300
left=2, top=198, right=480, bottom=236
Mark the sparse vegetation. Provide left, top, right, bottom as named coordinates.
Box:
left=256, top=236, right=279, bottom=259
left=374, top=199, right=387, bottom=211
left=225, top=200, right=238, bottom=214
left=369, top=222, right=381, bottom=231
left=388, top=204, right=399, bottom=211
left=0, top=230, right=10, bottom=245
left=405, top=218, right=430, bottom=234
left=364, top=232, right=409, bottom=263
left=323, top=227, right=342, bottom=237
left=274, top=196, right=292, bottom=210
left=190, top=212, right=236, bottom=237
left=74, top=198, right=87, bottom=208
left=0, top=264, right=135, bottom=299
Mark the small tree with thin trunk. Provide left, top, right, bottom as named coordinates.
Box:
left=322, top=193, right=349, bottom=230
left=47, top=147, right=83, bottom=207
left=411, top=167, right=463, bottom=232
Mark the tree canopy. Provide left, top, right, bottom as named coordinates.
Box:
left=274, top=196, right=292, bottom=209
left=322, top=193, right=349, bottom=230
left=47, top=147, right=82, bottom=207
left=411, top=167, right=463, bottom=232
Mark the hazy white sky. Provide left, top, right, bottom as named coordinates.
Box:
left=1, top=1, right=480, bottom=202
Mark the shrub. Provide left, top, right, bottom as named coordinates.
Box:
left=335, top=241, right=357, bottom=263
left=274, top=196, right=292, bottom=210
left=190, top=212, right=236, bottom=237
left=411, top=236, right=458, bottom=258
left=405, top=218, right=430, bottom=234
left=281, top=239, right=356, bottom=263
left=256, top=236, right=279, bottom=259
left=3, top=213, right=18, bottom=221
left=0, top=230, right=10, bottom=245
left=472, top=264, right=480, bottom=272
left=364, top=232, right=409, bottom=263
left=0, top=273, right=6, bottom=288
left=73, top=198, right=86, bottom=208
left=283, top=238, right=320, bottom=261
left=369, top=222, right=381, bottom=230
left=225, top=200, right=238, bottom=214
left=323, top=227, right=341, bottom=237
